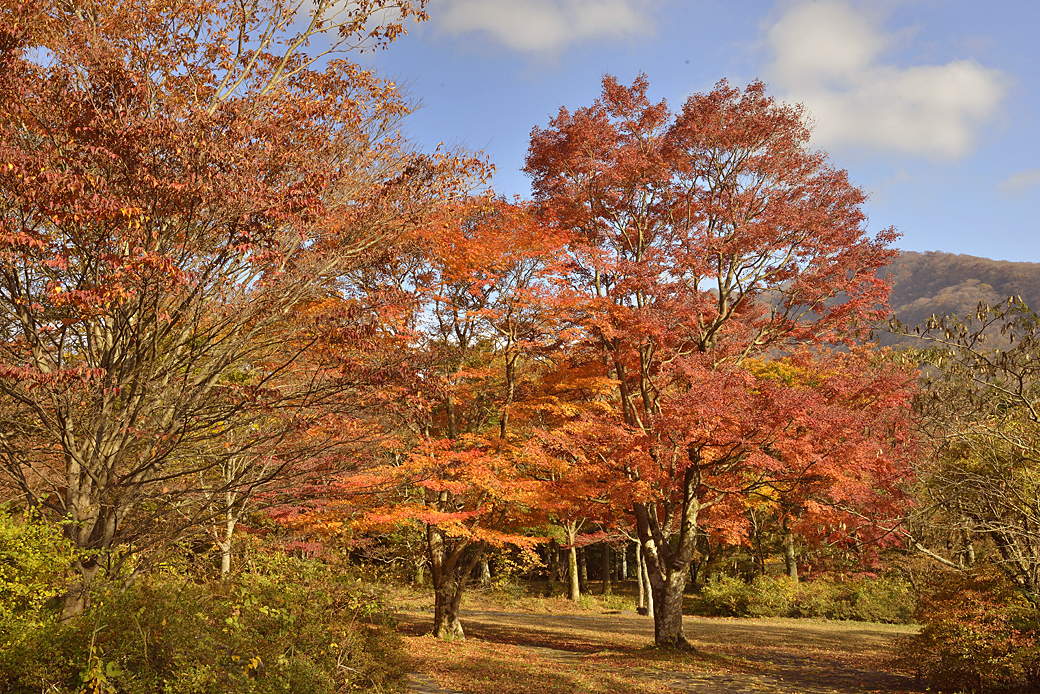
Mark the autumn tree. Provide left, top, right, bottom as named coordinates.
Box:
left=525, top=75, right=913, bottom=647
left=503, top=338, right=618, bottom=603
left=740, top=353, right=916, bottom=576
left=0, top=0, right=482, bottom=613
left=899, top=298, right=1040, bottom=603
left=527, top=364, right=628, bottom=603
left=289, top=199, right=568, bottom=639
left=404, top=200, right=572, bottom=639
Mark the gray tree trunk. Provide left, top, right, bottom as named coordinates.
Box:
left=428, top=523, right=484, bottom=640
left=61, top=560, right=100, bottom=618
left=641, top=544, right=654, bottom=617
left=546, top=540, right=559, bottom=594
left=784, top=525, right=799, bottom=583
left=564, top=522, right=581, bottom=601
left=478, top=557, right=491, bottom=587
left=635, top=541, right=646, bottom=614
left=633, top=463, right=703, bottom=648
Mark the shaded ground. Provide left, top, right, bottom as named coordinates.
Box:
left=400, top=609, right=920, bottom=694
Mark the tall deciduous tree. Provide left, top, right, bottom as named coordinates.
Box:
left=525, top=75, right=912, bottom=647
left=0, top=0, right=479, bottom=613
left=400, top=200, right=571, bottom=639
left=901, top=298, right=1040, bottom=603
left=293, top=199, right=568, bottom=639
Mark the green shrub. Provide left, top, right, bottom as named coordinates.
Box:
left=693, top=573, right=916, bottom=623
left=899, top=569, right=1040, bottom=693
left=790, top=578, right=854, bottom=620
left=0, top=555, right=406, bottom=694
left=850, top=576, right=916, bottom=624
left=698, top=574, right=753, bottom=616
left=0, top=508, right=75, bottom=629
left=746, top=576, right=799, bottom=618
left=597, top=592, right=635, bottom=612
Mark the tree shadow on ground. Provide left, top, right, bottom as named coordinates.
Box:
left=398, top=609, right=921, bottom=694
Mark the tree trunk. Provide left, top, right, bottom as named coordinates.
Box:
left=635, top=541, right=646, bottom=614
left=478, top=557, right=491, bottom=587
left=61, top=560, right=100, bottom=619
left=637, top=528, right=692, bottom=647
left=427, top=523, right=485, bottom=640
left=784, top=526, right=799, bottom=583
left=433, top=579, right=466, bottom=640
left=219, top=539, right=232, bottom=576
left=751, top=509, right=766, bottom=577
left=578, top=546, right=588, bottom=593
left=621, top=544, right=628, bottom=580
left=961, top=527, right=976, bottom=568
left=564, top=523, right=581, bottom=601
left=218, top=507, right=237, bottom=576
left=642, top=545, right=654, bottom=617
left=600, top=541, right=611, bottom=595
left=703, top=540, right=720, bottom=583
left=633, top=464, right=701, bottom=648
left=651, top=569, right=688, bottom=646
left=546, top=540, right=559, bottom=595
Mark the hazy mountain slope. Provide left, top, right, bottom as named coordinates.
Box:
left=885, top=251, right=1040, bottom=323
left=876, top=251, right=1040, bottom=346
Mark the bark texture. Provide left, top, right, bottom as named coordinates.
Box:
left=428, top=524, right=485, bottom=640
left=633, top=465, right=702, bottom=648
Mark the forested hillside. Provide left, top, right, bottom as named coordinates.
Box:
left=880, top=250, right=1040, bottom=344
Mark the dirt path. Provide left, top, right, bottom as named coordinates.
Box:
left=400, top=609, right=919, bottom=694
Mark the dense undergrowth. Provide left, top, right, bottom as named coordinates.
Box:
left=690, top=574, right=917, bottom=624
left=398, top=567, right=918, bottom=625
left=0, top=512, right=406, bottom=694
left=897, top=569, right=1040, bottom=693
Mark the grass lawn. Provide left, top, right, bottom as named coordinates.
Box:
left=391, top=580, right=920, bottom=694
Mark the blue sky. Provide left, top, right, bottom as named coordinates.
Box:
left=358, top=0, right=1040, bottom=263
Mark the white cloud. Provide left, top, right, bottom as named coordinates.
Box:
left=431, top=0, right=654, bottom=53
left=765, top=0, right=1006, bottom=159
left=998, top=169, right=1040, bottom=197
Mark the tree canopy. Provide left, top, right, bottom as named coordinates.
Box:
left=0, top=3, right=935, bottom=654
left=0, top=0, right=478, bottom=614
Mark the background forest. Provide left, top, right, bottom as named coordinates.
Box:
left=1, top=2, right=1039, bottom=694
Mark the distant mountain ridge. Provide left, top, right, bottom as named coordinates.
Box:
left=881, top=250, right=1040, bottom=335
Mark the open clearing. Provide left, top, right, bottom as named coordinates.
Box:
left=399, top=609, right=919, bottom=694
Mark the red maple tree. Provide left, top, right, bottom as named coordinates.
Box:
left=288, top=199, right=570, bottom=638
left=525, top=74, right=914, bottom=647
